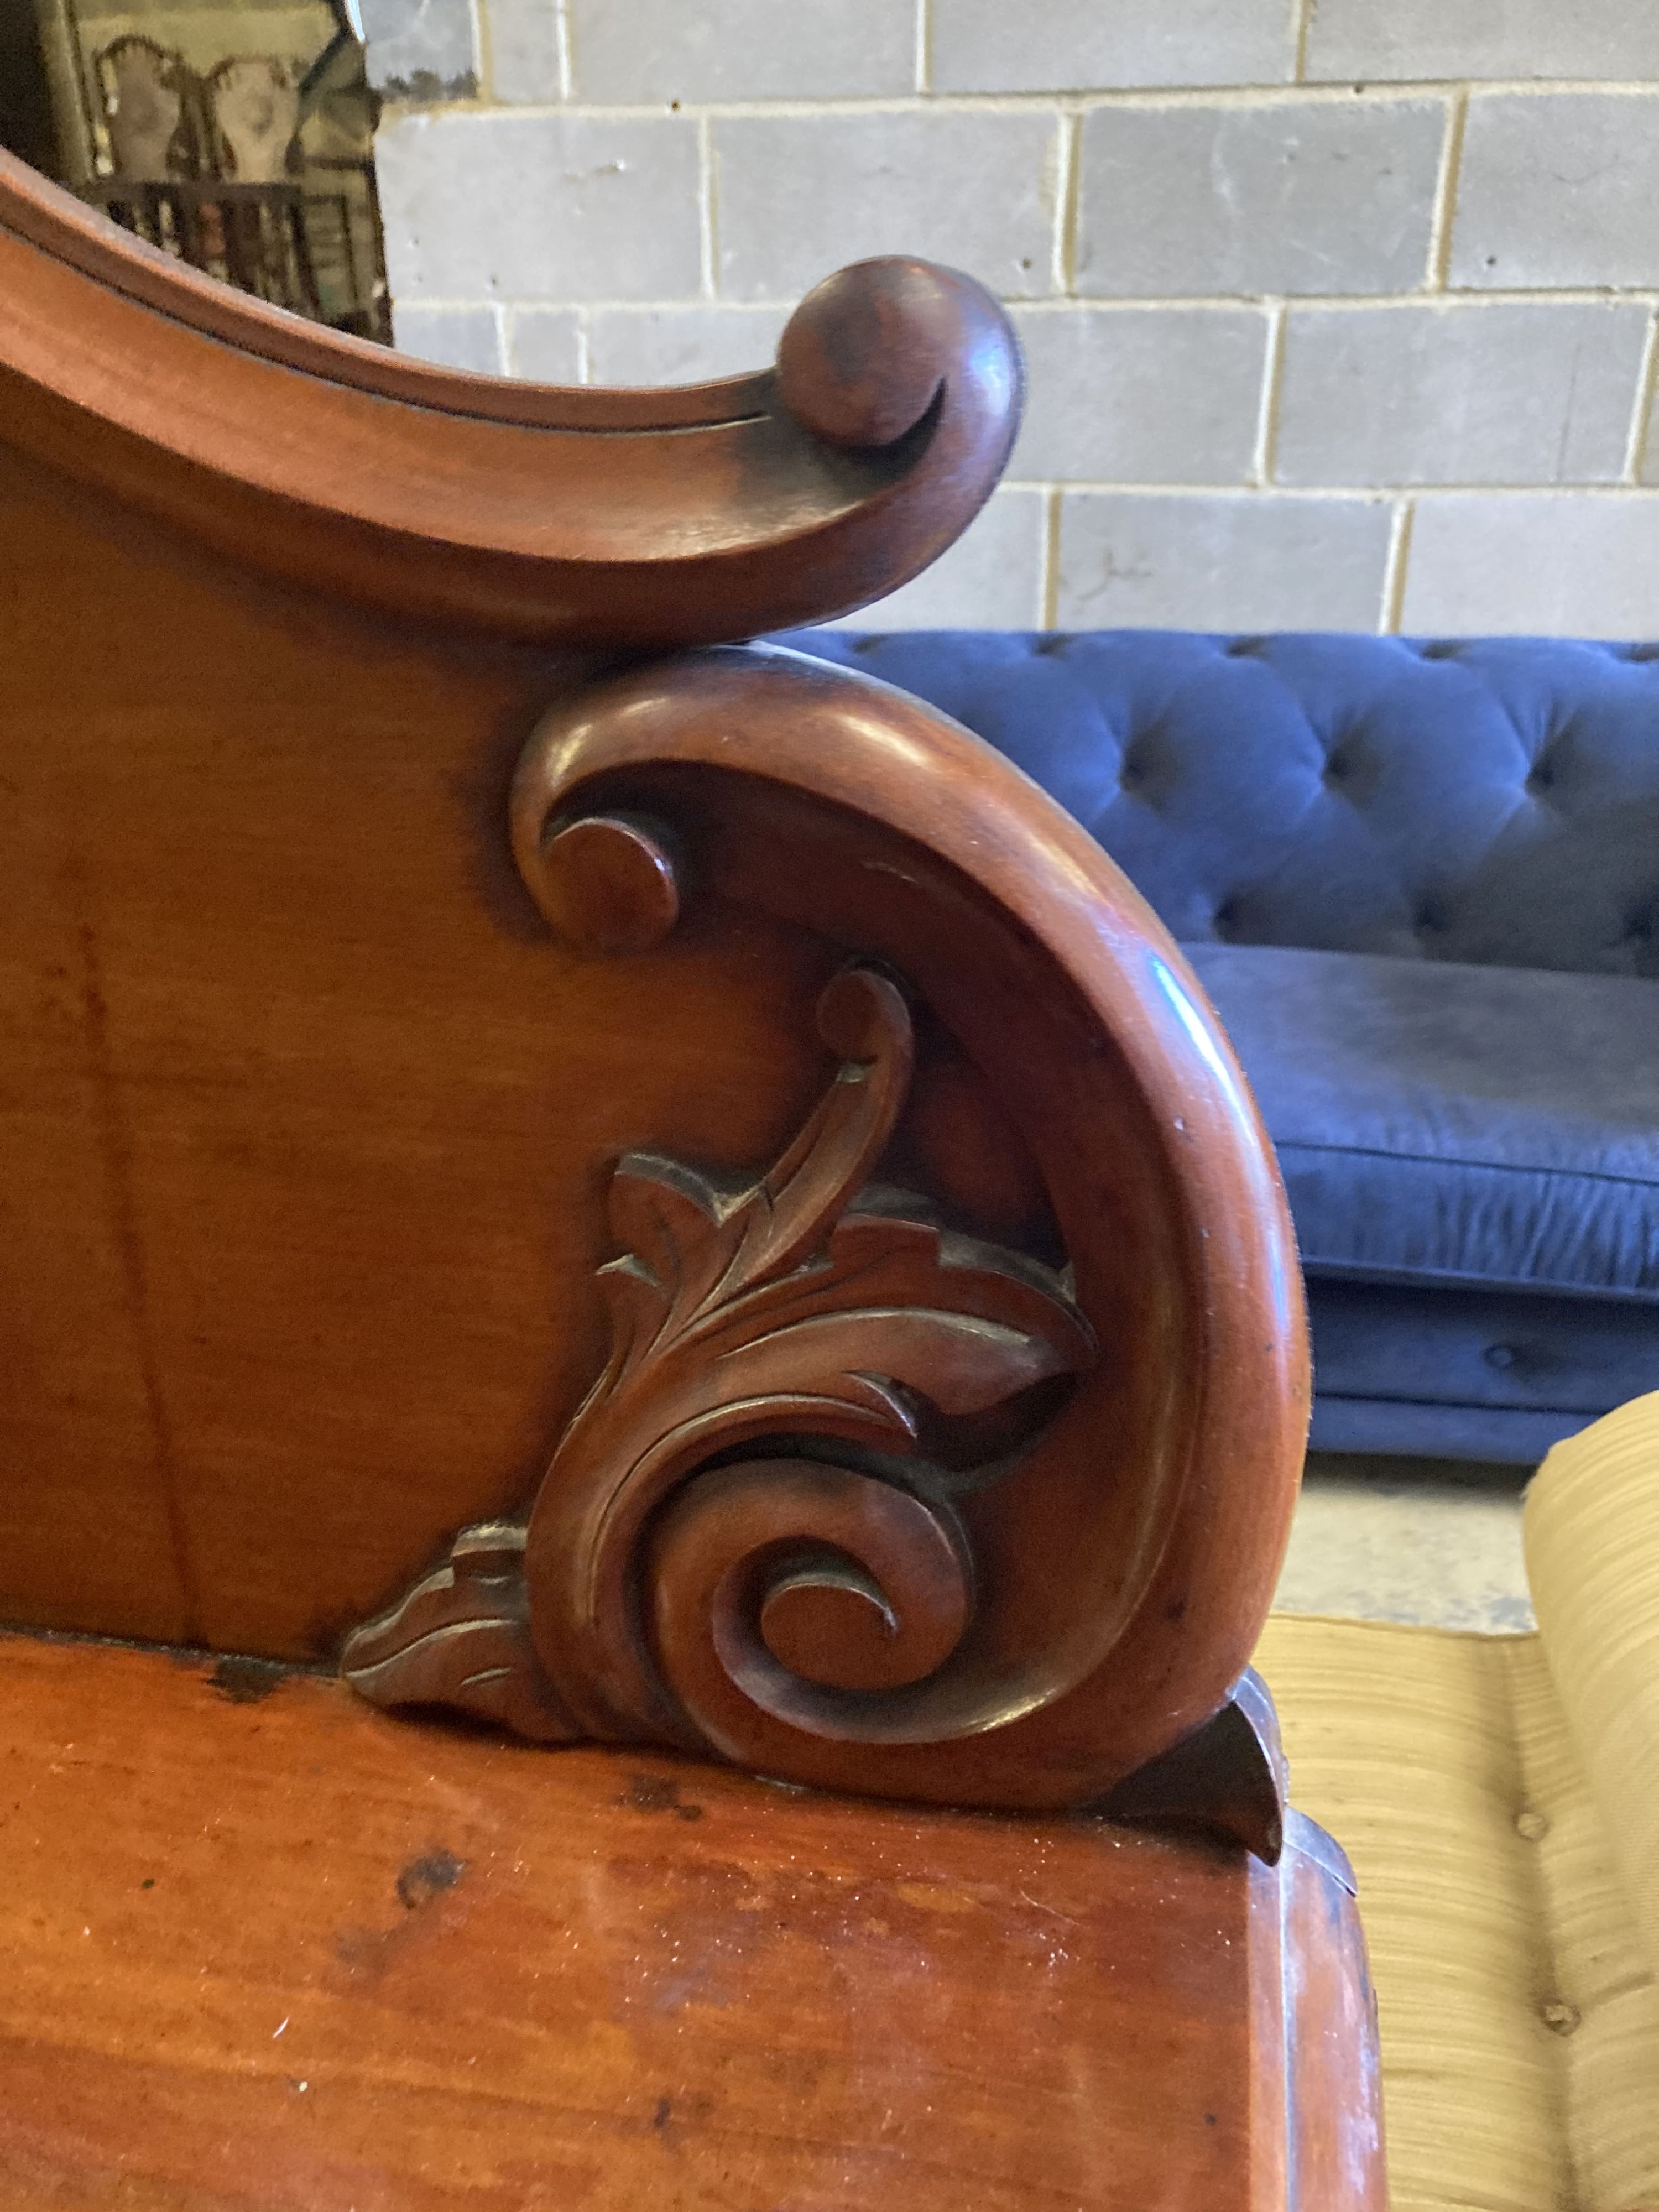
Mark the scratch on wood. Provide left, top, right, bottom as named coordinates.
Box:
left=78, top=920, right=205, bottom=1642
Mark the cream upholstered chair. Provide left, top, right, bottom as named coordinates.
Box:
left=1260, top=1392, right=1659, bottom=2212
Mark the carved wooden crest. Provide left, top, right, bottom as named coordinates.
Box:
left=345, top=963, right=1093, bottom=1752
left=0, top=188, right=1303, bottom=1854
left=341, top=646, right=1307, bottom=1858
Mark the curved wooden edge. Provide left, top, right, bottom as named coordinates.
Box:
left=341, top=643, right=1307, bottom=1812
left=1094, top=1666, right=1287, bottom=1863
left=0, top=153, right=1021, bottom=646
left=0, top=149, right=771, bottom=432
left=1267, top=1812, right=1388, bottom=2211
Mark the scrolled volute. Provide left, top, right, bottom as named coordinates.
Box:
left=0, top=153, right=1021, bottom=645
left=345, top=645, right=1308, bottom=1848
left=345, top=961, right=1092, bottom=1765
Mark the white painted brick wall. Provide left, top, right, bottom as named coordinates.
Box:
left=1076, top=100, right=1447, bottom=298
left=367, top=1, right=1659, bottom=637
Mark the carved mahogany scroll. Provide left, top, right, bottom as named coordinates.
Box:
left=346, top=963, right=1093, bottom=1745
left=0, top=151, right=1019, bottom=646
left=345, top=646, right=1310, bottom=1838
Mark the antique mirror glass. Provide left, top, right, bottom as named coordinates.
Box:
left=19, top=0, right=387, bottom=336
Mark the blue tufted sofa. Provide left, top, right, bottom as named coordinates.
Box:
left=779, top=631, right=1659, bottom=1468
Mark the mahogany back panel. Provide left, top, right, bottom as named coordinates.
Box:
left=2, top=152, right=1306, bottom=1816
left=0, top=445, right=845, bottom=1653
left=0, top=150, right=1387, bottom=2212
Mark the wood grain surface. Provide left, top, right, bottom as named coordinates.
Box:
left=0, top=447, right=1306, bottom=1807
left=0, top=1629, right=1383, bottom=2211
left=495, top=646, right=1309, bottom=1808
left=0, top=434, right=836, bottom=1655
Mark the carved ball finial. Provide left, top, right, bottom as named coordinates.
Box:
left=521, top=813, right=679, bottom=956
left=778, top=258, right=975, bottom=450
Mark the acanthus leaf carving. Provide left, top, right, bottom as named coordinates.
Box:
left=341, top=1524, right=575, bottom=1744
left=342, top=964, right=1094, bottom=1764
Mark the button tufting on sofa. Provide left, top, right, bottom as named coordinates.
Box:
left=778, top=629, right=1659, bottom=1463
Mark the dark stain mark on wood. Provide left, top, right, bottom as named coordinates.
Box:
left=618, top=1773, right=705, bottom=1823
left=208, top=1655, right=289, bottom=1704
left=397, top=1846, right=468, bottom=1909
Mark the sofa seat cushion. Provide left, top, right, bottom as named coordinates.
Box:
left=1305, top=1277, right=1659, bottom=1461
left=1185, top=945, right=1659, bottom=1303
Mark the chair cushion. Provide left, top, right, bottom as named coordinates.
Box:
left=1185, top=944, right=1659, bottom=1303
left=1306, top=1390, right=1598, bottom=1464
left=1255, top=1604, right=1659, bottom=2212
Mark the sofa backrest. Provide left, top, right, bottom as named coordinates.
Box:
left=784, top=632, right=1659, bottom=979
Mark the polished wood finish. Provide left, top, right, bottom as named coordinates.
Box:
left=344, top=961, right=1093, bottom=1791
left=0, top=166, right=1024, bottom=1663
left=0, top=151, right=1020, bottom=644
left=337, top=634, right=1310, bottom=1822
left=1098, top=1665, right=1289, bottom=1863
left=0, top=169, right=1306, bottom=1808
left=0, top=157, right=1377, bottom=2205
left=492, top=646, right=1308, bottom=1813
left=0, top=1629, right=1383, bottom=2211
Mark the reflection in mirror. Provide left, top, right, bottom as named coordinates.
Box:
left=0, top=0, right=59, bottom=172
left=12, top=0, right=389, bottom=338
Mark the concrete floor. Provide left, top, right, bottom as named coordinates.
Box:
left=1273, top=1452, right=1536, bottom=1632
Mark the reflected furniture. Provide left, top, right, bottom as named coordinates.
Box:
left=29, top=0, right=387, bottom=334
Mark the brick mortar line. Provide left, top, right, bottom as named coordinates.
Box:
left=1426, top=91, right=1469, bottom=293
left=377, top=80, right=1659, bottom=123
left=1040, top=486, right=1061, bottom=627
left=1051, top=112, right=1080, bottom=293
left=472, top=0, right=494, bottom=105
left=412, top=291, right=1659, bottom=314
left=914, top=0, right=930, bottom=97
left=1625, top=311, right=1659, bottom=482
left=1022, top=294, right=1659, bottom=310
left=480, top=301, right=785, bottom=314
left=555, top=0, right=573, bottom=103
left=1291, top=0, right=1313, bottom=83
left=1381, top=499, right=1416, bottom=632
left=697, top=115, right=717, bottom=300
left=1003, top=482, right=1659, bottom=499
left=1251, top=304, right=1286, bottom=487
